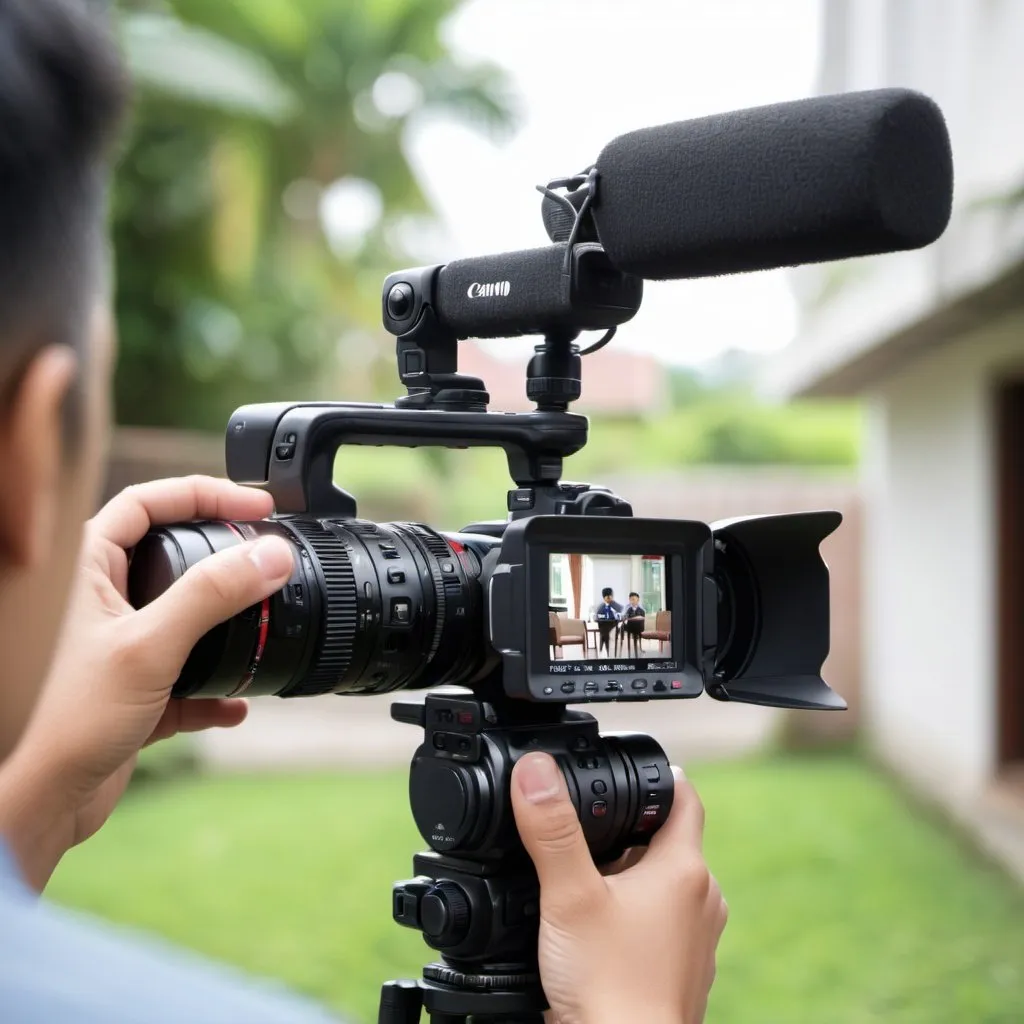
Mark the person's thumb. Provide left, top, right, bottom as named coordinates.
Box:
left=511, top=752, right=604, bottom=914
left=134, top=535, right=295, bottom=665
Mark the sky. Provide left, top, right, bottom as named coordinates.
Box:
left=400, top=0, right=823, bottom=369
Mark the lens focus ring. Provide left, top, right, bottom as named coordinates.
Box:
left=285, top=518, right=358, bottom=695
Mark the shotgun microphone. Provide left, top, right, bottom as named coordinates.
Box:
left=544, top=88, right=954, bottom=281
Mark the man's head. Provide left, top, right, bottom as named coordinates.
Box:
left=628, top=592, right=640, bottom=605
left=0, top=0, right=127, bottom=756
left=602, top=588, right=614, bottom=604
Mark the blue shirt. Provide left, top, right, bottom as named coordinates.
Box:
left=595, top=601, right=622, bottom=621
left=0, top=842, right=346, bottom=1023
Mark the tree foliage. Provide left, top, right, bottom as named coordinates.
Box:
left=111, top=0, right=514, bottom=429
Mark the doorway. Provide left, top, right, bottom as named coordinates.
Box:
left=996, top=379, right=1024, bottom=778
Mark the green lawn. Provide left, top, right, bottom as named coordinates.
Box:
left=49, top=754, right=1024, bottom=1024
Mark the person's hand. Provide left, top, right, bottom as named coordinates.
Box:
left=511, top=753, right=727, bottom=1024
left=0, top=476, right=295, bottom=891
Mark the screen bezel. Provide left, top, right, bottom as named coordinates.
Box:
left=522, top=518, right=710, bottom=701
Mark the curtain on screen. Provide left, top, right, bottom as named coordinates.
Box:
left=569, top=554, right=583, bottom=618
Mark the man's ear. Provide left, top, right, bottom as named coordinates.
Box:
left=0, top=346, right=78, bottom=569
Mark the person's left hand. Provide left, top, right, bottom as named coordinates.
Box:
left=0, top=477, right=295, bottom=891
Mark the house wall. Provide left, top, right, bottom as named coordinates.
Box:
left=769, top=0, right=1024, bottom=399
left=864, top=310, right=1024, bottom=807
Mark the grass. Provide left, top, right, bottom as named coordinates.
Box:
left=49, top=753, right=1024, bottom=1024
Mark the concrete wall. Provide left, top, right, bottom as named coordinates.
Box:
left=770, top=0, right=1024, bottom=399
left=863, top=310, right=1024, bottom=808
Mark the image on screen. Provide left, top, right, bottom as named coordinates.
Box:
left=547, top=553, right=672, bottom=668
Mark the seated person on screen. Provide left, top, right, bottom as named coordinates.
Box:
left=595, top=587, right=623, bottom=619
left=594, top=587, right=622, bottom=654
left=0, top=4, right=727, bottom=1022
left=622, top=591, right=646, bottom=657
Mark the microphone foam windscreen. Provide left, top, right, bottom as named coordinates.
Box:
left=592, top=88, right=954, bottom=280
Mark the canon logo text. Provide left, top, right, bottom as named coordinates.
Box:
left=466, top=280, right=511, bottom=299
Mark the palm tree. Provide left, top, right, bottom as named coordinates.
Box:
left=112, top=0, right=515, bottom=429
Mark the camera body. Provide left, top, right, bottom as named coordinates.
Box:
left=130, top=399, right=843, bottom=714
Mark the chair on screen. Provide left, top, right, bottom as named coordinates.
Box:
left=549, top=611, right=586, bottom=658
left=640, top=609, right=671, bottom=653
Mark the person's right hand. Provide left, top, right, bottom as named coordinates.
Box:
left=511, top=753, right=726, bottom=1024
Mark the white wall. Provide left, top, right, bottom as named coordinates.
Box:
left=769, top=0, right=1024, bottom=399
left=863, top=311, right=1024, bottom=806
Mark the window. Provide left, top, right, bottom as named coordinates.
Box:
left=640, top=556, right=665, bottom=613
left=550, top=554, right=569, bottom=609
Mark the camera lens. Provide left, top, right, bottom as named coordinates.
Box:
left=127, top=516, right=488, bottom=698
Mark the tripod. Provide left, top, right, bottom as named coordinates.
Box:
left=376, top=690, right=675, bottom=1024
left=377, top=853, right=546, bottom=1023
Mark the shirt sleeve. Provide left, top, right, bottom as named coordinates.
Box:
left=0, top=878, right=348, bottom=1024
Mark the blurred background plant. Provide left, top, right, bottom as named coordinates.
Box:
left=108, top=0, right=860, bottom=473
left=112, top=0, right=514, bottom=430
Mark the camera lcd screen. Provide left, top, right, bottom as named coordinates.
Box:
left=547, top=552, right=673, bottom=671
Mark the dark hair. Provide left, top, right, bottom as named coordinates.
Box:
left=0, top=0, right=128, bottom=432
left=629, top=591, right=639, bottom=599
left=601, top=587, right=613, bottom=597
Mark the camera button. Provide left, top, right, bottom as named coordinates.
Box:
left=387, top=569, right=406, bottom=584
left=391, top=599, right=411, bottom=625
left=643, top=764, right=661, bottom=784
left=631, top=678, right=648, bottom=690
left=590, top=801, right=608, bottom=818
left=561, top=681, right=577, bottom=695
left=583, top=681, right=599, bottom=695
left=591, top=780, right=607, bottom=796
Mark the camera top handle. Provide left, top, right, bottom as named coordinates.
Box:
left=224, top=401, right=594, bottom=520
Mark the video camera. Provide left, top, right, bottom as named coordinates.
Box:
left=127, top=88, right=952, bottom=1024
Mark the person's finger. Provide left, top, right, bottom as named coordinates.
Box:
left=144, top=699, right=249, bottom=746
left=511, top=753, right=605, bottom=915
left=638, top=765, right=706, bottom=871
left=132, top=535, right=295, bottom=666
left=91, top=476, right=275, bottom=550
